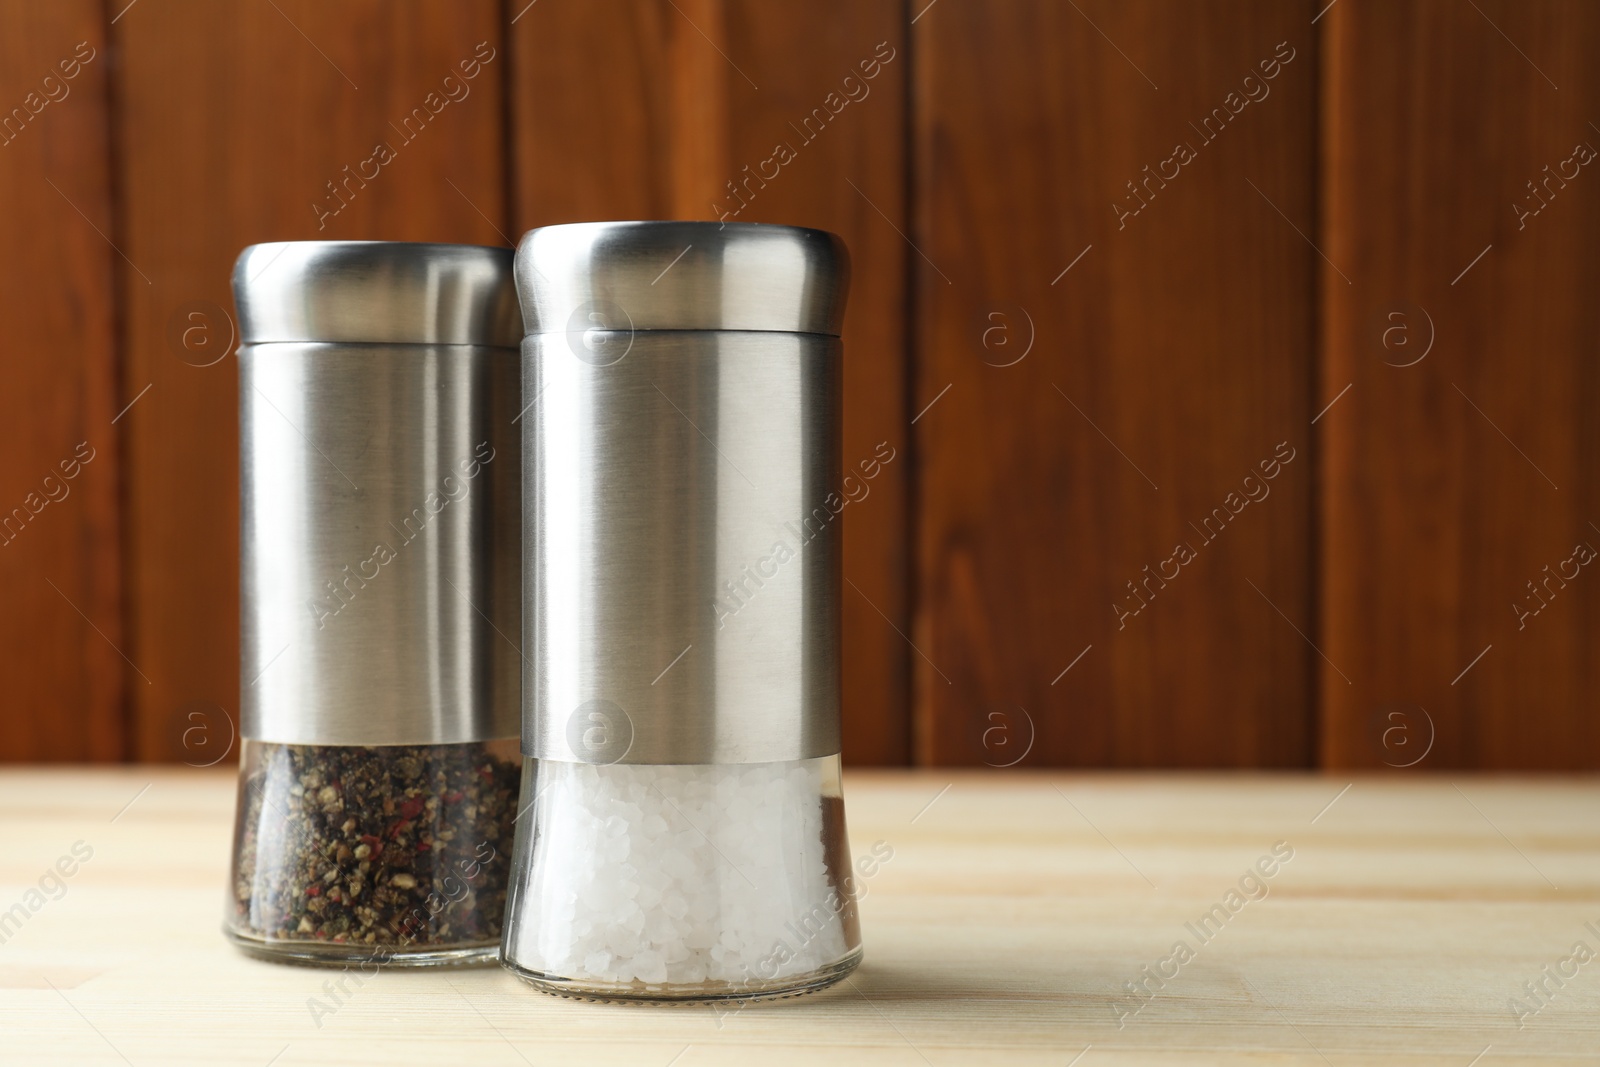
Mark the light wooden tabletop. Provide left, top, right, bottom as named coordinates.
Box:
left=0, top=769, right=1595, bottom=1065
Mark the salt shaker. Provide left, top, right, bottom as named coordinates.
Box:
left=227, top=242, right=523, bottom=966
left=501, top=221, right=864, bottom=1000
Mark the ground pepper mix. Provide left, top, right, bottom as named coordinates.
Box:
left=228, top=742, right=520, bottom=952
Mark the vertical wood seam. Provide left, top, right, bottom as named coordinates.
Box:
left=101, top=0, right=132, bottom=762
left=902, top=0, right=927, bottom=767
left=499, top=0, right=517, bottom=240
left=1308, top=0, right=1327, bottom=769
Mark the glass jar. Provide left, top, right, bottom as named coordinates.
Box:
left=506, top=222, right=861, bottom=1000
left=501, top=756, right=861, bottom=999
left=229, top=242, right=523, bottom=967
left=226, top=740, right=520, bottom=965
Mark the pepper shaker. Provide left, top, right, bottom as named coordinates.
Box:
left=500, top=221, right=864, bottom=1001
left=227, top=241, right=523, bottom=966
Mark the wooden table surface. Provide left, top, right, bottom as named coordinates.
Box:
left=0, top=769, right=1596, bottom=1065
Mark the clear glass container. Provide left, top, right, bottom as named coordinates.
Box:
left=225, top=739, right=521, bottom=966
left=500, top=755, right=863, bottom=1001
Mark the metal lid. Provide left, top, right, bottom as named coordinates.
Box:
left=514, top=221, right=850, bottom=337
left=232, top=241, right=522, bottom=346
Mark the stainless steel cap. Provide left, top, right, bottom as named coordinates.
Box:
left=513, top=222, right=850, bottom=336
left=233, top=241, right=522, bottom=346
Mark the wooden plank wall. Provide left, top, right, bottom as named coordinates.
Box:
left=2, top=0, right=1595, bottom=769
left=1319, top=0, right=1600, bottom=770
left=0, top=1, right=122, bottom=760
left=911, top=0, right=1318, bottom=766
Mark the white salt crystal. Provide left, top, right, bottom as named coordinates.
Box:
left=506, top=760, right=853, bottom=991
left=633, top=949, right=668, bottom=984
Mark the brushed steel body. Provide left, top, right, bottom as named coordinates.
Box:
left=515, top=222, right=850, bottom=766
left=526, top=331, right=841, bottom=765
left=234, top=242, right=521, bottom=746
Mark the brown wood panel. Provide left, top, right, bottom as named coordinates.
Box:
left=0, top=2, right=122, bottom=761
left=508, top=1, right=911, bottom=764
left=115, top=1, right=509, bottom=761
left=913, top=1, right=1317, bottom=767
left=1319, top=0, right=1600, bottom=770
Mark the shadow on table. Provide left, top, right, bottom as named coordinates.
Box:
left=739, top=956, right=1126, bottom=1029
